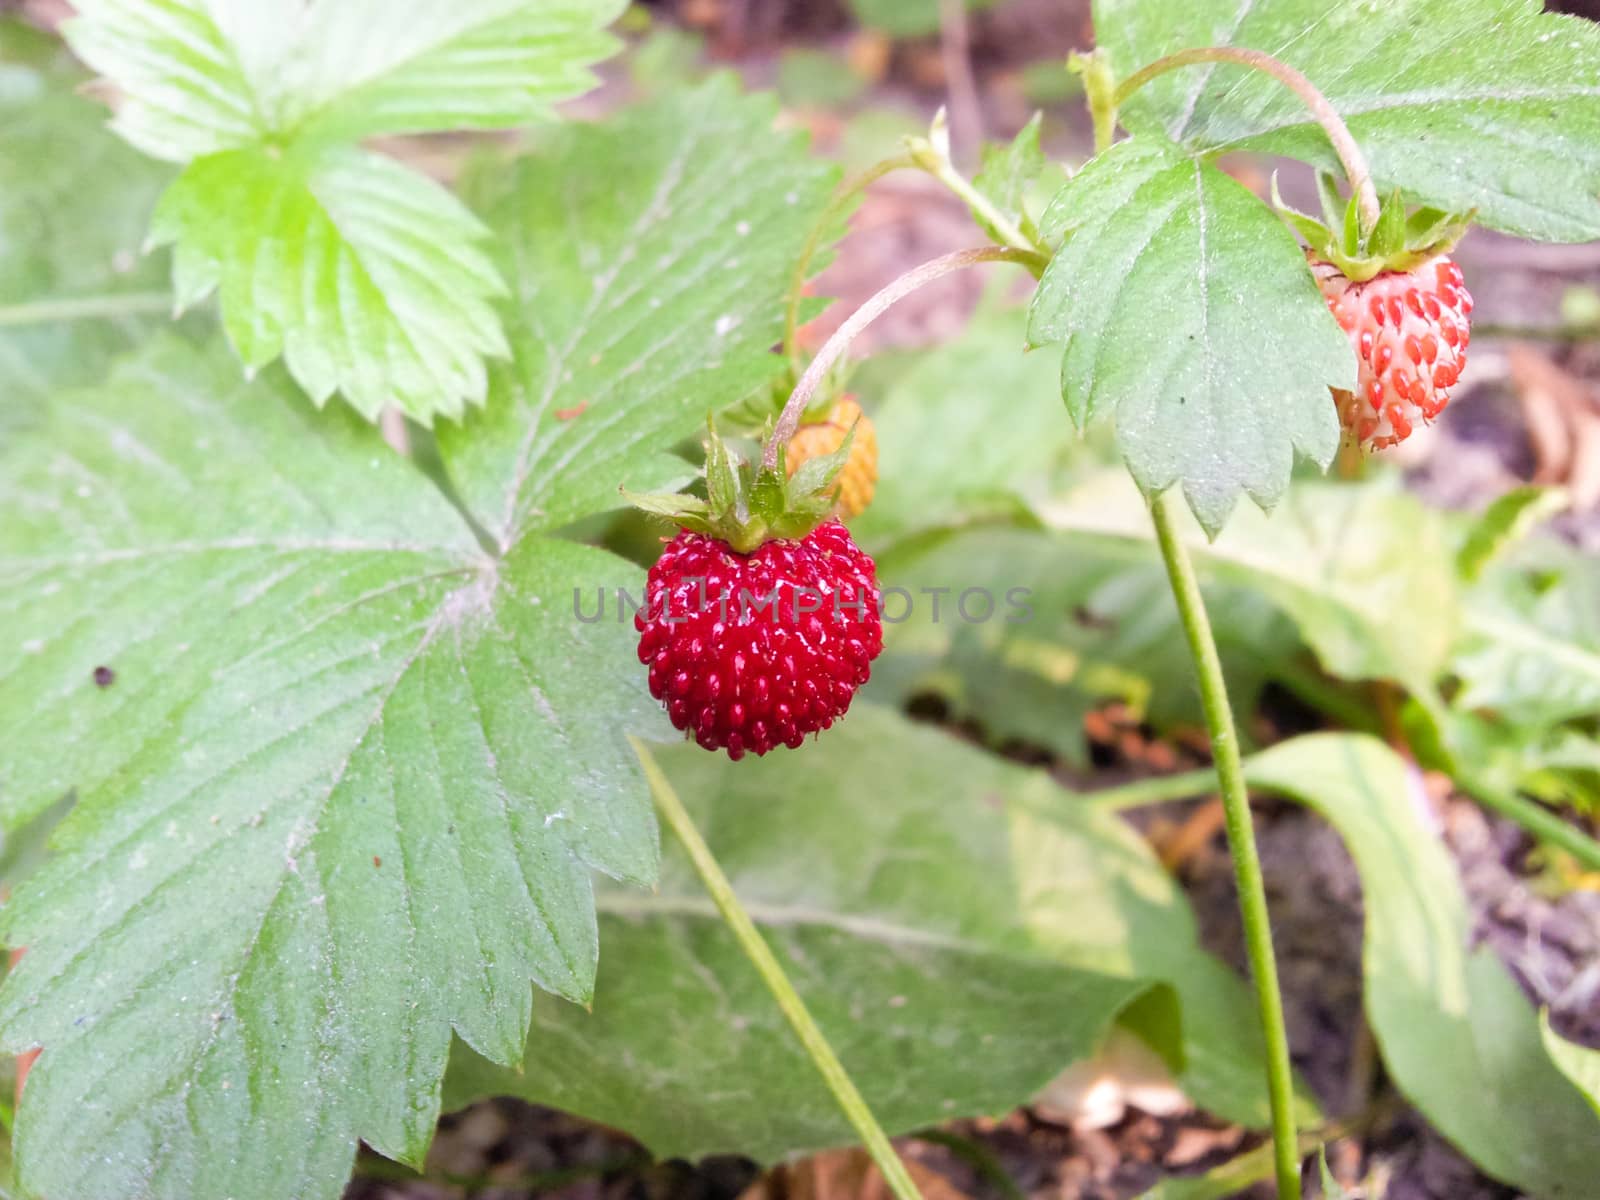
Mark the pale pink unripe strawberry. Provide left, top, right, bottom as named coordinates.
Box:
left=1311, top=253, right=1473, bottom=450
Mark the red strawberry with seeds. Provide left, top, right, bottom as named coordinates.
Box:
left=635, top=521, right=882, bottom=759
left=1273, top=179, right=1475, bottom=451
left=1312, top=253, right=1473, bottom=450
left=625, top=418, right=882, bottom=760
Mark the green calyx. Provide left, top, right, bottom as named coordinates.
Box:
left=1273, top=174, right=1473, bottom=282
left=623, top=417, right=854, bottom=554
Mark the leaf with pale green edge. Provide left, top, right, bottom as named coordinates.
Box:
left=437, top=79, right=837, bottom=549
left=1028, top=137, right=1352, bottom=536
left=1456, top=485, right=1569, bottom=582
left=0, top=336, right=667, bottom=1200
left=63, top=0, right=626, bottom=423
left=1454, top=536, right=1600, bottom=726
left=1133, top=1140, right=1279, bottom=1199
left=0, top=19, right=175, bottom=419
left=445, top=705, right=1314, bottom=1153
left=152, top=143, right=509, bottom=424
left=867, top=525, right=1299, bottom=763
left=1246, top=735, right=1598, bottom=1198
left=1317, top=1150, right=1353, bottom=1200
left=1541, top=1011, right=1600, bottom=1120
left=971, top=114, right=1057, bottom=246
left=1038, top=471, right=1458, bottom=696
left=845, top=0, right=1001, bottom=37
left=65, top=0, right=626, bottom=160
left=1095, top=0, right=1600, bottom=242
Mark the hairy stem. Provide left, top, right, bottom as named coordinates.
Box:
left=1149, top=492, right=1302, bottom=1200
left=765, top=245, right=1045, bottom=469
left=1114, top=47, right=1380, bottom=233
left=631, top=739, right=926, bottom=1200
left=784, top=155, right=918, bottom=373
left=908, top=136, right=1042, bottom=258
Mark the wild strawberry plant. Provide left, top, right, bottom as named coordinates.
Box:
left=2, top=3, right=1600, bottom=1200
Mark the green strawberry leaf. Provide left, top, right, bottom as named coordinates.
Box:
left=1028, top=137, right=1353, bottom=537
left=0, top=338, right=661, bottom=1200
left=871, top=524, right=1299, bottom=764
left=1039, top=472, right=1459, bottom=698
left=1095, top=0, right=1600, bottom=241
left=437, top=79, right=837, bottom=548
left=971, top=113, right=1055, bottom=245
left=154, top=144, right=508, bottom=424
left=0, top=19, right=176, bottom=422
left=63, top=0, right=626, bottom=423
left=1454, top=536, right=1600, bottom=726
left=445, top=706, right=1310, bottom=1153
left=0, top=86, right=833, bottom=1198
left=1455, top=485, right=1569, bottom=583
left=1248, top=735, right=1598, bottom=1197
left=65, top=0, right=625, bottom=160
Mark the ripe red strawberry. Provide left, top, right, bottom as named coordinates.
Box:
left=1312, top=253, right=1473, bottom=450
left=635, top=521, right=882, bottom=759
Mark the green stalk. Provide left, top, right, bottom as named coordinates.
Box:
left=630, top=739, right=926, bottom=1200
left=1149, top=494, right=1302, bottom=1200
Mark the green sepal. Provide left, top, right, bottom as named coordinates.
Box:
left=787, top=424, right=855, bottom=500
left=703, top=415, right=740, bottom=514
left=624, top=415, right=854, bottom=554
left=1270, top=178, right=1473, bottom=283
left=1369, top=188, right=1408, bottom=258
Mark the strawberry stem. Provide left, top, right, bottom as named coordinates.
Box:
left=1113, top=46, right=1381, bottom=236
left=784, top=154, right=919, bottom=375
left=630, top=739, right=927, bottom=1200
left=1150, top=492, right=1304, bottom=1200
left=765, top=245, right=1045, bottom=470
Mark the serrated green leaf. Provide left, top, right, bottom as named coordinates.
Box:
left=971, top=113, right=1053, bottom=244
left=0, top=20, right=176, bottom=421
left=445, top=706, right=1305, bottom=1153
left=0, top=337, right=664, bottom=1200
left=1540, top=1011, right=1600, bottom=1120
left=1028, top=137, right=1352, bottom=536
left=153, top=144, right=509, bottom=423
left=438, top=80, right=837, bottom=547
left=63, top=0, right=626, bottom=423
left=1096, top=0, right=1600, bottom=241
left=65, top=0, right=626, bottom=161
left=1247, top=735, right=1598, bottom=1197
left=1455, top=536, right=1600, bottom=725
